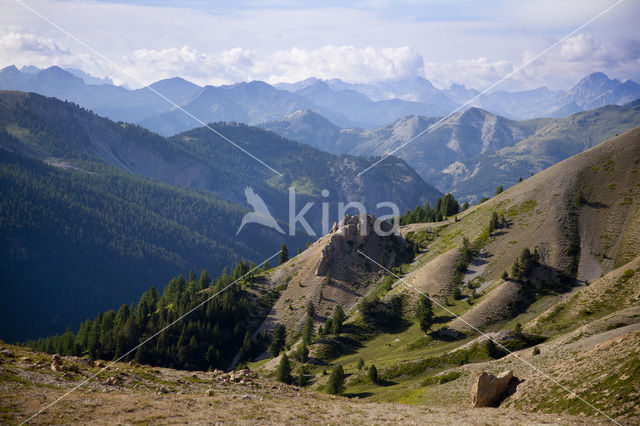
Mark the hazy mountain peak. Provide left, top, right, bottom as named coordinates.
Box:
left=147, top=76, right=201, bottom=98
left=236, top=80, right=273, bottom=89
left=36, top=66, right=84, bottom=84
left=40, top=65, right=69, bottom=75
left=1, top=64, right=20, bottom=73
left=441, top=106, right=497, bottom=126
left=260, top=109, right=342, bottom=151
left=273, top=77, right=320, bottom=92
left=20, top=65, right=41, bottom=74
left=555, top=71, right=640, bottom=114
left=580, top=71, right=612, bottom=84
left=285, top=109, right=333, bottom=122
left=299, top=79, right=332, bottom=92
left=277, top=109, right=341, bottom=130
left=0, top=65, right=22, bottom=80
left=65, top=68, right=114, bottom=86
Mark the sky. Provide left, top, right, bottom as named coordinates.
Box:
left=1, top=0, right=639, bottom=91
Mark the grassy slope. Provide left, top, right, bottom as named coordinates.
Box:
left=255, top=127, right=640, bottom=420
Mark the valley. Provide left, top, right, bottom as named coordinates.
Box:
left=4, top=126, right=638, bottom=424
left=1, top=60, right=639, bottom=424
left=264, top=100, right=640, bottom=202
left=0, top=89, right=439, bottom=341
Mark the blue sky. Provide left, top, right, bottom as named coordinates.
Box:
left=1, top=0, right=639, bottom=90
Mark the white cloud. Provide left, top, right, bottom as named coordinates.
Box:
left=424, top=57, right=515, bottom=91
left=516, top=34, right=640, bottom=89
left=263, top=45, right=425, bottom=83
left=0, top=32, right=112, bottom=80
left=122, top=45, right=426, bottom=86
left=0, top=32, right=69, bottom=56
left=425, top=34, right=640, bottom=91
left=123, top=46, right=245, bottom=85
left=1, top=0, right=638, bottom=90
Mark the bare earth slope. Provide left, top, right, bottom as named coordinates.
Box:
left=301, top=128, right=640, bottom=423
left=387, top=126, right=640, bottom=332
left=0, top=343, right=596, bottom=425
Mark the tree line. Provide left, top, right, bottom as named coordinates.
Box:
left=397, top=193, right=466, bottom=226
left=24, top=261, right=273, bottom=371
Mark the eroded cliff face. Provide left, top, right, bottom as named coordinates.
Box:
left=255, top=213, right=411, bottom=342
left=315, top=214, right=406, bottom=283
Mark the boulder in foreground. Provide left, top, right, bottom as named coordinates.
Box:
left=471, top=370, right=514, bottom=407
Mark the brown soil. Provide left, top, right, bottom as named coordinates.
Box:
left=0, top=344, right=599, bottom=425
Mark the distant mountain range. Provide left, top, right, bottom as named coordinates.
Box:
left=262, top=100, right=640, bottom=202
left=2, top=65, right=639, bottom=137
left=277, top=72, right=640, bottom=121
left=2, top=64, right=639, bottom=202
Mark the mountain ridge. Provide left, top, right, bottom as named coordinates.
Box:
left=3, top=65, right=638, bottom=138
left=0, top=89, right=441, bottom=340
left=263, top=100, right=640, bottom=201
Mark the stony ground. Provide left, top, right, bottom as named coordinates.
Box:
left=1, top=343, right=602, bottom=425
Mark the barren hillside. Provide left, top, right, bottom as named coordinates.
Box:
left=246, top=127, right=640, bottom=423
left=4, top=128, right=639, bottom=425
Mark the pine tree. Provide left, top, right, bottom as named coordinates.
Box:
left=368, top=364, right=378, bottom=384
left=276, top=353, right=292, bottom=384
left=323, top=318, right=332, bottom=335
left=514, top=322, right=523, bottom=338
left=269, top=324, right=286, bottom=357
left=198, top=269, right=210, bottom=290
left=489, top=211, right=499, bottom=233
left=241, top=331, right=253, bottom=360
left=512, top=258, right=521, bottom=280
left=495, top=185, right=504, bottom=195
left=297, top=365, right=308, bottom=386
left=302, top=316, right=314, bottom=345
left=26, top=259, right=267, bottom=372
left=279, top=244, right=289, bottom=265
left=327, top=364, right=345, bottom=395
left=294, top=343, right=309, bottom=363
left=306, top=301, right=315, bottom=318
left=415, top=294, right=434, bottom=333
left=331, top=306, right=345, bottom=337
left=357, top=357, right=365, bottom=370
left=452, top=287, right=462, bottom=300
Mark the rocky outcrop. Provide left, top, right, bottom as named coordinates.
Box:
left=315, top=214, right=403, bottom=281
left=50, top=354, right=64, bottom=372
left=471, top=370, right=514, bottom=407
